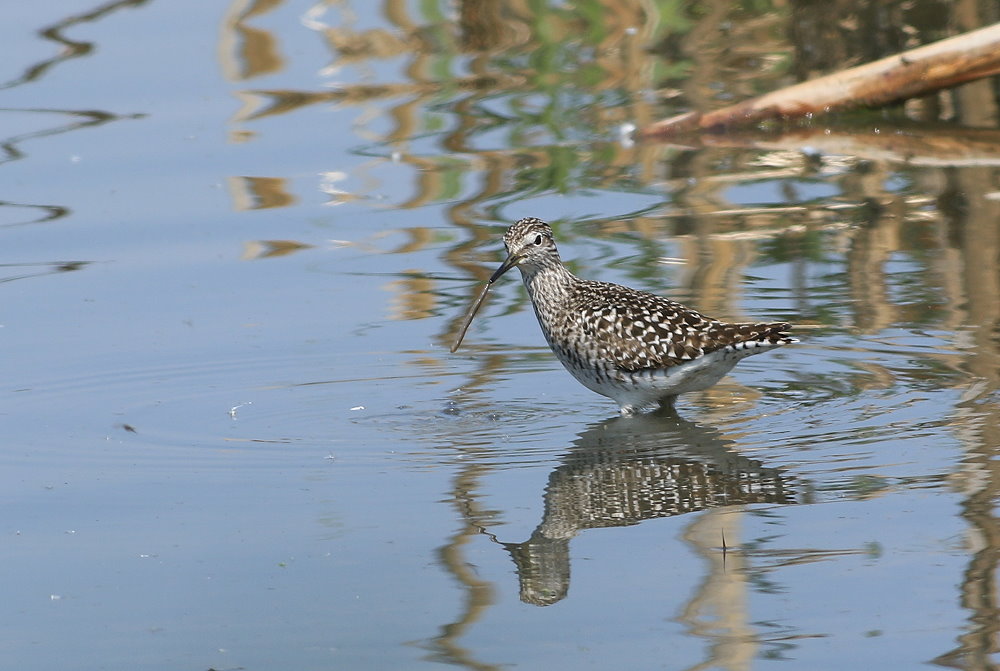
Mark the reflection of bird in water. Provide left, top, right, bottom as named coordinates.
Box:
left=453, top=217, right=796, bottom=414
left=501, top=410, right=796, bottom=606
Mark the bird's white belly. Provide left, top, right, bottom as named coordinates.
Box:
left=557, top=347, right=748, bottom=413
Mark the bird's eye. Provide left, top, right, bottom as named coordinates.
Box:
left=533, top=235, right=543, bottom=245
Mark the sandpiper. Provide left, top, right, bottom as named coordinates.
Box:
left=452, top=217, right=796, bottom=415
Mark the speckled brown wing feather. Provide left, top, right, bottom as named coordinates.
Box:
left=567, top=280, right=792, bottom=372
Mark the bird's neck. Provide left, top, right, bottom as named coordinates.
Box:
left=520, top=260, right=577, bottom=310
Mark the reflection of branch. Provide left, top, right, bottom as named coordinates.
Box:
left=641, top=23, right=1000, bottom=136
left=0, top=107, right=128, bottom=168
left=659, top=126, right=1000, bottom=168
left=1, top=0, right=151, bottom=90
left=0, top=201, right=69, bottom=228
left=0, top=260, right=91, bottom=284
left=0, top=107, right=137, bottom=226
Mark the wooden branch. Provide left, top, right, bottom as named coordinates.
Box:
left=640, top=23, right=1000, bottom=138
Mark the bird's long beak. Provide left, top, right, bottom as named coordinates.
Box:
left=450, top=253, right=519, bottom=353
left=488, top=253, right=519, bottom=283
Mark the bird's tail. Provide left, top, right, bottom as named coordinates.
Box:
left=710, top=321, right=797, bottom=351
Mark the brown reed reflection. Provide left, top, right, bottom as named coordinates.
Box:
left=219, top=0, right=285, bottom=82
left=227, top=175, right=296, bottom=210
left=214, top=0, right=1000, bottom=238
left=240, top=239, right=313, bottom=260
left=428, top=460, right=503, bottom=671
left=932, top=158, right=1000, bottom=668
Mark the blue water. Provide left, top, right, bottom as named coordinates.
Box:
left=3, top=1, right=998, bottom=669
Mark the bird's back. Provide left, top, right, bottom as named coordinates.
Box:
left=537, top=277, right=794, bottom=373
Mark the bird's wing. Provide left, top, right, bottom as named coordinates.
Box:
left=569, top=281, right=792, bottom=371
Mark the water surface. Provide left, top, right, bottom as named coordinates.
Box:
left=3, top=1, right=999, bottom=669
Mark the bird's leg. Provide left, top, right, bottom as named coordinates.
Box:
left=657, top=395, right=677, bottom=410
